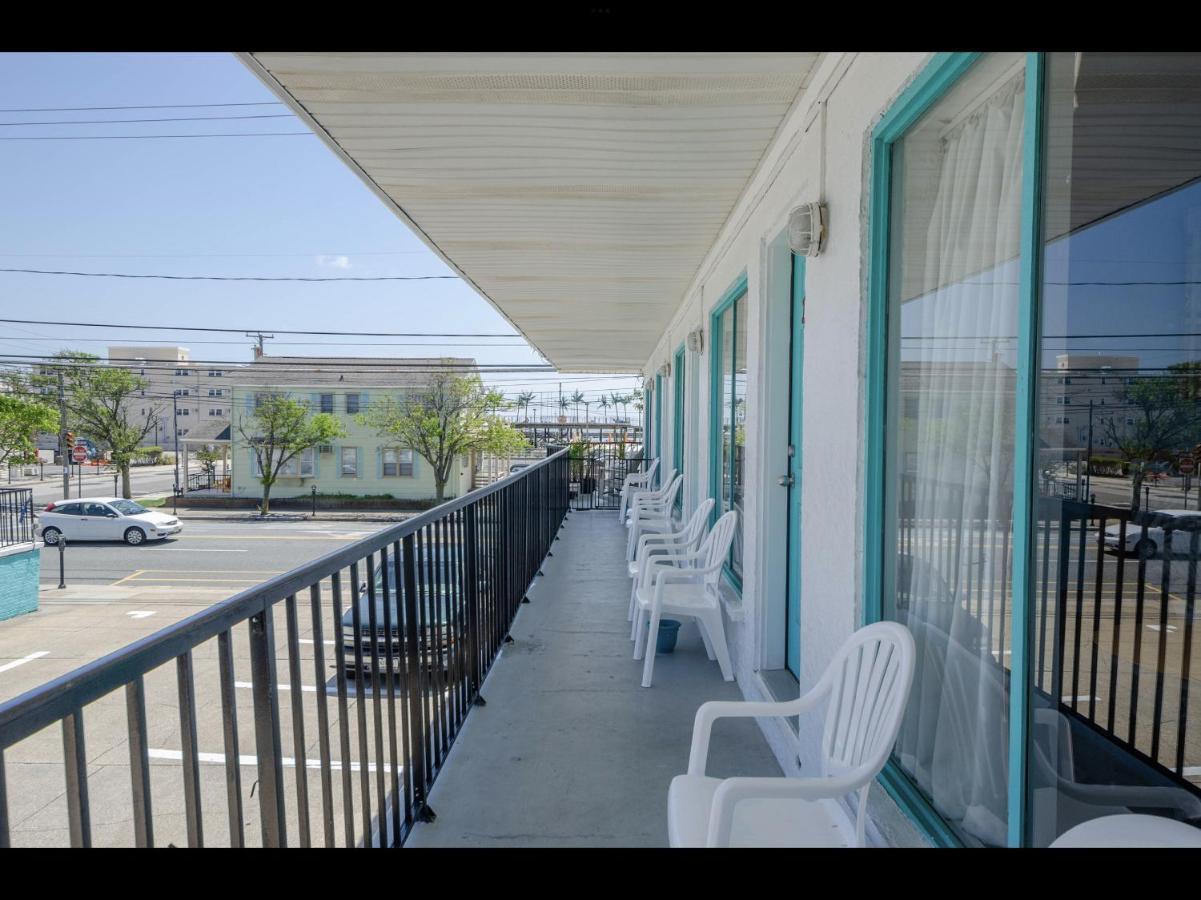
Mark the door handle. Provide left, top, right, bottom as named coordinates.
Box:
left=777, top=475, right=794, bottom=487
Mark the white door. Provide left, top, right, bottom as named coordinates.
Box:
left=80, top=501, right=121, bottom=540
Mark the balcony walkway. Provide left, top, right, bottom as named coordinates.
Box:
left=406, top=509, right=782, bottom=847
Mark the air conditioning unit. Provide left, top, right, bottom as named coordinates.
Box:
left=788, top=201, right=828, bottom=257
left=317, top=445, right=333, bottom=454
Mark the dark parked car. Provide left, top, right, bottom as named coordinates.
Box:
left=340, top=538, right=493, bottom=681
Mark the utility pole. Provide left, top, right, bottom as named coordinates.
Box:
left=1084, top=399, right=1095, bottom=503
left=58, top=372, right=69, bottom=500
left=173, top=392, right=180, bottom=514
left=245, top=332, right=275, bottom=360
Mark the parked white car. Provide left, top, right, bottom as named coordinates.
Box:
left=1102, top=508, right=1201, bottom=557
left=38, top=498, right=182, bottom=546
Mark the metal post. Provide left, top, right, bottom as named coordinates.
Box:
left=114, top=474, right=118, bottom=496
left=57, top=536, right=67, bottom=589
left=248, top=606, right=287, bottom=847
left=1084, top=399, right=1094, bottom=501
left=311, top=485, right=317, bottom=518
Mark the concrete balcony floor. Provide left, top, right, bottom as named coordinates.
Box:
left=407, top=510, right=781, bottom=847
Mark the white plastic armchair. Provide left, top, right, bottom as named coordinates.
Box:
left=624, top=467, right=677, bottom=525
left=632, top=510, right=738, bottom=687
left=618, top=459, right=659, bottom=521
left=626, top=474, right=683, bottom=560
left=667, top=621, right=916, bottom=847
left=627, top=498, right=715, bottom=626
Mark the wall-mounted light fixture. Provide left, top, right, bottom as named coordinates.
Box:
left=788, top=201, right=828, bottom=257
left=658, top=361, right=671, bottom=379
left=686, top=327, right=705, bottom=354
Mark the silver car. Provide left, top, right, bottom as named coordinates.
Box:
left=1103, top=509, right=1201, bottom=557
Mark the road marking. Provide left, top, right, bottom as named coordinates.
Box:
left=110, top=569, right=146, bottom=586
left=300, top=639, right=336, bottom=646
left=148, top=748, right=381, bottom=772
left=1184, top=766, right=1201, bottom=777
left=184, top=535, right=362, bottom=542
left=127, top=611, right=157, bottom=619
left=236, top=681, right=318, bottom=693
left=0, top=651, right=50, bottom=674
left=131, top=577, right=281, bottom=583
left=1146, top=624, right=1179, bottom=633
left=1062, top=695, right=1098, bottom=703
left=164, top=548, right=249, bottom=553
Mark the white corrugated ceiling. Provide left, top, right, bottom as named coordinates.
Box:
left=243, top=53, right=821, bottom=372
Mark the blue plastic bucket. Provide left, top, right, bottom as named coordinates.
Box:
left=656, top=619, right=682, bottom=654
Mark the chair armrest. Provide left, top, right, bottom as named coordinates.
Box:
left=706, top=775, right=861, bottom=847
left=688, top=691, right=829, bottom=776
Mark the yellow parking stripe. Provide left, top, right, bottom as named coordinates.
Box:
left=110, top=569, right=147, bottom=587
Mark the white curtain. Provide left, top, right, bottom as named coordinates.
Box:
left=893, top=70, right=1025, bottom=847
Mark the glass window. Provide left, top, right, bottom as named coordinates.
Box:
left=320, top=394, right=335, bottom=414
left=346, top=393, right=361, bottom=414
left=341, top=446, right=358, bottom=477
left=382, top=448, right=413, bottom=476
left=880, top=52, right=1025, bottom=847
left=673, top=348, right=686, bottom=514
left=1028, top=52, right=1201, bottom=846
left=712, top=285, right=748, bottom=584
left=110, top=500, right=148, bottom=516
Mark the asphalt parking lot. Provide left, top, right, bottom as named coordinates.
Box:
left=0, top=517, right=408, bottom=848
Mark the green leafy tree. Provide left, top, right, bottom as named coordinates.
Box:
left=359, top=372, right=528, bottom=501
left=236, top=394, right=345, bottom=515
left=1105, top=364, right=1201, bottom=512
left=34, top=351, right=163, bottom=499
left=195, top=447, right=223, bottom=478
left=0, top=375, right=56, bottom=467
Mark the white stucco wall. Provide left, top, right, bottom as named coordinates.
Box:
left=641, top=52, right=936, bottom=846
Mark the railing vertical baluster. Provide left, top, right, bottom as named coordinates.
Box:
left=1070, top=509, right=1088, bottom=710
left=176, top=650, right=204, bottom=847
left=1129, top=521, right=1151, bottom=747
left=1052, top=504, right=1072, bottom=703
left=0, top=748, right=8, bottom=849
left=414, top=528, right=434, bottom=784
left=216, top=629, right=243, bottom=848
left=377, top=544, right=402, bottom=846
left=125, top=675, right=154, bottom=848
left=1176, top=530, right=1199, bottom=776
left=402, top=532, right=429, bottom=822
left=390, top=542, right=414, bottom=835
left=1107, top=515, right=1128, bottom=734
left=348, top=560, right=372, bottom=844
left=1087, top=515, right=1106, bottom=723
left=1151, top=527, right=1175, bottom=763
left=1037, top=501, right=1052, bottom=692
left=430, top=521, right=447, bottom=755
left=330, top=571, right=356, bottom=848
left=248, top=605, right=287, bottom=848
left=62, top=710, right=90, bottom=848
left=364, top=553, right=388, bottom=844
left=307, top=584, right=335, bottom=848
left=284, top=594, right=311, bottom=847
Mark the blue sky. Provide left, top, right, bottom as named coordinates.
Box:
left=0, top=52, right=640, bottom=415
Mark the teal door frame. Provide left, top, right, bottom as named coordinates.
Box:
left=785, top=255, right=805, bottom=677
left=673, top=345, right=686, bottom=513
left=654, top=373, right=663, bottom=466
left=708, top=272, right=749, bottom=592
left=863, top=51, right=1045, bottom=848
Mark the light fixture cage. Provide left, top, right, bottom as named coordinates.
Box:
left=788, top=201, right=828, bottom=257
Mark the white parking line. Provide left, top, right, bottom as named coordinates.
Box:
left=148, top=748, right=381, bottom=772
left=300, top=639, right=336, bottom=646
left=0, top=651, right=49, bottom=675
left=235, top=681, right=318, bottom=693
left=164, top=548, right=249, bottom=553
left=127, top=611, right=156, bottom=619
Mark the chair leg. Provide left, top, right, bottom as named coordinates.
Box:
left=628, top=579, right=638, bottom=622
left=641, top=609, right=662, bottom=688
left=698, top=608, right=734, bottom=681
left=696, top=619, right=716, bottom=661
left=632, top=607, right=649, bottom=659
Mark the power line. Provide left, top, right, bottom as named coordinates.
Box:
left=0, top=268, right=458, bottom=282
left=0, top=114, right=296, bottom=126
left=1, top=352, right=551, bottom=371
left=0, top=318, right=519, bottom=338
left=0, top=132, right=313, bottom=141
left=0, top=102, right=284, bottom=113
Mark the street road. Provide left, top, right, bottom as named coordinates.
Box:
left=15, top=463, right=180, bottom=508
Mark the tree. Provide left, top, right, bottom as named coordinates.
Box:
left=599, top=394, right=611, bottom=421
left=34, top=352, right=163, bottom=499
left=571, top=390, right=585, bottom=422
left=236, top=394, right=344, bottom=515
left=359, top=372, right=528, bottom=501
left=558, top=395, right=570, bottom=420
left=516, top=391, right=535, bottom=422
left=1105, top=364, right=1201, bottom=512
left=195, top=447, right=223, bottom=478
left=0, top=375, right=56, bottom=468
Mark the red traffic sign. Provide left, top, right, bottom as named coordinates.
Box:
left=1180, top=456, right=1196, bottom=476
left=71, top=445, right=88, bottom=464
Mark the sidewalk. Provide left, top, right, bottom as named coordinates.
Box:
left=166, top=507, right=419, bottom=523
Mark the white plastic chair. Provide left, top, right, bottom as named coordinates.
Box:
left=627, top=498, right=715, bottom=627
left=618, top=458, right=659, bottom=521
left=632, top=509, right=737, bottom=688
left=625, top=473, right=683, bottom=560
left=1049, top=813, right=1201, bottom=847
left=623, top=466, right=676, bottom=526
left=667, top=621, right=916, bottom=847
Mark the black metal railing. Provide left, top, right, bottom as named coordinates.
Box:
left=568, top=443, right=647, bottom=511
left=0, top=449, right=569, bottom=848
left=186, top=471, right=229, bottom=492
left=0, top=488, right=34, bottom=549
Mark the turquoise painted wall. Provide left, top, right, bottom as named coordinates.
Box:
left=0, top=546, right=40, bottom=622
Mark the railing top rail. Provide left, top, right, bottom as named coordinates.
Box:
left=0, top=448, right=567, bottom=748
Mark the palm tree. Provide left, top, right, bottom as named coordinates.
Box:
left=571, top=390, right=585, bottom=422
left=517, top=391, right=535, bottom=422
left=599, top=394, right=611, bottom=421
left=558, top=395, right=570, bottom=420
